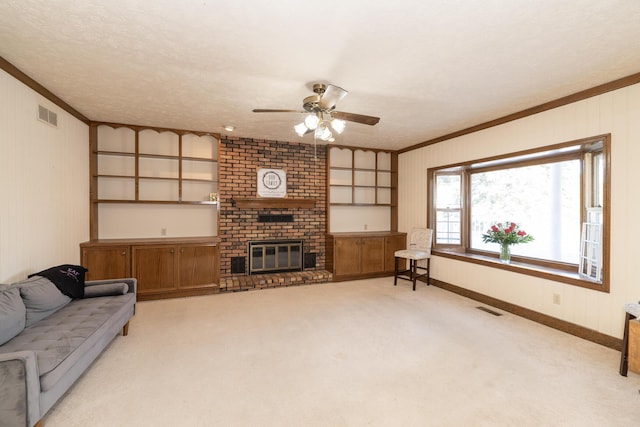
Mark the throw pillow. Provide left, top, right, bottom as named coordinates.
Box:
left=16, top=276, right=72, bottom=327
left=28, top=264, right=88, bottom=299
left=84, top=282, right=129, bottom=298
left=0, top=287, right=26, bottom=345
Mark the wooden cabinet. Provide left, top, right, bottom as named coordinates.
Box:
left=81, top=237, right=220, bottom=300
left=81, top=245, right=130, bottom=281
left=133, top=245, right=176, bottom=294
left=178, top=245, right=219, bottom=289
left=384, top=233, right=407, bottom=272
left=327, top=232, right=406, bottom=281
left=333, top=237, right=374, bottom=276
left=359, top=237, right=385, bottom=274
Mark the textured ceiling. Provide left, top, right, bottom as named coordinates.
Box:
left=1, top=0, right=640, bottom=150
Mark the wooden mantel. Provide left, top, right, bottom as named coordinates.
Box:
left=231, top=197, right=317, bottom=209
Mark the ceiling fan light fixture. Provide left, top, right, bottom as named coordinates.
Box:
left=331, top=119, right=346, bottom=134
left=304, top=114, right=319, bottom=130
left=294, top=122, right=308, bottom=137
left=252, top=82, right=380, bottom=142
left=315, top=122, right=332, bottom=141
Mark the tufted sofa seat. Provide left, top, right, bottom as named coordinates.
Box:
left=0, top=278, right=136, bottom=427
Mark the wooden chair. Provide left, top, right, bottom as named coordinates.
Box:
left=394, top=228, right=433, bottom=291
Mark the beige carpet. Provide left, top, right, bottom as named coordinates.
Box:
left=46, top=277, right=640, bottom=426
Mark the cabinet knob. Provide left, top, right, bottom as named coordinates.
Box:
left=121, top=251, right=126, bottom=256
left=180, top=248, right=184, bottom=253
left=170, top=249, right=174, bottom=254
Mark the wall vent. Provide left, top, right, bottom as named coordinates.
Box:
left=476, top=306, right=503, bottom=316
left=257, top=214, right=294, bottom=223
left=230, top=256, right=246, bottom=275
left=37, top=105, right=58, bottom=127
left=304, top=253, right=317, bottom=269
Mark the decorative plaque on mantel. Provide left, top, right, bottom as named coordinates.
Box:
left=257, top=168, right=286, bottom=198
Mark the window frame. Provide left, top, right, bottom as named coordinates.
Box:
left=433, top=170, right=463, bottom=247
left=427, top=134, right=610, bottom=292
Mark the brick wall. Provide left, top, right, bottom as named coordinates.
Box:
left=218, top=137, right=327, bottom=277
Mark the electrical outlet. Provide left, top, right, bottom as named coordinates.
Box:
left=161, top=228, right=167, bottom=236
left=364, top=224, right=368, bottom=230
left=553, top=293, right=561, bottom=305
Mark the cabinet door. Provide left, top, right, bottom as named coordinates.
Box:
left=384, top=235, right=407, bottom=272
left=360, top=237, right=385, bottom=274
left=334, top=237, right=362, bottom=276
left=82, top=246, right=130, bottom=281
left=178, top=245, right=218, bottom=289
left=133, top=246, right=176, bottom=294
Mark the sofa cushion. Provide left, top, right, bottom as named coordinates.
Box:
left=15, top=276, right=72, bottom=327
left=0, top=293, right=135, bottom=391
left=84, top=282, right=129, bottom=298
left=0, top=287, right=26, bottom=345
left=28, top=264, right=87, bottom=299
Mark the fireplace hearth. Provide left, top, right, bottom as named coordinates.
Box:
left=248, top=240, right=303, bottom=275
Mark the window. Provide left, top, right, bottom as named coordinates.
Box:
left=434, top=173, right=462, bottom=245
left=579, top=150, right=605, bottom=282
left=429, top=135, right=610, bottom=291
left=469, top=159, right=581, bottom=263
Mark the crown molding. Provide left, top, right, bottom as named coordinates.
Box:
left=0, top=56, right=89, bottom=124
left=399, top=72, right=640, bottom=154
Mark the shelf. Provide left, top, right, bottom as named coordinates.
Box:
left=96, top=150, right=216, bottom=163
left=182, top=178, right=218, bottom=183
left=81, top=236, right=221, bottom=246
left=96, top=150, right=135, bottom=157
left=328, top=146, right=397, bottom=209
left=139, top=175, right=179, bottom=181
left=97, top=174, right=135, bottom=179
left=232, top=197, right=317, bottom=209
left=330, top=184, right=394, bottom=189
left=94, top=199, right=218, bottom=205
left=329, top=166, right=393, bottom=172
left=182, top=156, right=217, bottom=163
left=329, top=168, right=395, bottom=173
left=96, top=175, right=217, bottom=183
left=330, top=203, right=395, bottom=207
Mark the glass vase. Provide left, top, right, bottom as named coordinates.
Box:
left=499, top=244, right=511, bottom=263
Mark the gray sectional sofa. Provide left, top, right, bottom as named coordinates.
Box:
left=0, top=274, right=136, bottom=427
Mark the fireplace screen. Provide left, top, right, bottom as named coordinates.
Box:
left=248, top=240, right=303, bottom=275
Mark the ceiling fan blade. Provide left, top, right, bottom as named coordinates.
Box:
left=332, top=111, right=380, bottom=126
left=319, top=84, right=348, bottom=110
left=252, top=109, right=305, bottom=113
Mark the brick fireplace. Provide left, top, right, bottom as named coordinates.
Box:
left=218, top=137, right=327, bottom=278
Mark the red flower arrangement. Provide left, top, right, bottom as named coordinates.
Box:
left=481, top=222, right=534, bottom=246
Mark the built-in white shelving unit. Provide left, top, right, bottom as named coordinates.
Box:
left=327, top=146, right=397, bottom=232
left=90, top=123, right=220, bottom=239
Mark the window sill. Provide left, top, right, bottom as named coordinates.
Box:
left=432, top=250, right=607, bottom=292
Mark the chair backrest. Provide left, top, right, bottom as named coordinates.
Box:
left=409, top=228, right=433, bottom=253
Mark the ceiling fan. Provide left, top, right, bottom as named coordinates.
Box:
left=252, top=83, right=380, bottom=141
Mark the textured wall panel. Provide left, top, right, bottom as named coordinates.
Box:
left=0, top=70, right=89, bottom=283
left=398, top=82, right=640, bottom=338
